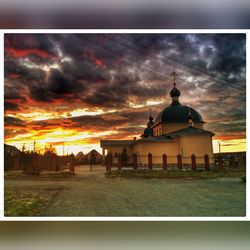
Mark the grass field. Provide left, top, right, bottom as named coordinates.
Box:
left=105, top=169, right=246, bottom=179
left=4, top=166, right=246, bottom=217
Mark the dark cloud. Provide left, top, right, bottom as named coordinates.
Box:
left=29, top=84, right=52, bottom=102
left=47, top=68, right=84, bottom=95
left=60, top=60, right=110, bottom=83
left=4, top=116, right=26, bottom=127
left=4, top=33, right=246, bottom=142
left=4, top=128, right=29, bottom=139
left=5, top=57, right=29, bottom=78
left=4, top=108, right=150, bottom=137
left=4, top=57, right=46, bottom=91
left=4, top=102, right=20, bottom=111
left=67, top=108, right=150, bottom=131
left=5, top=33, right=57, bottom=58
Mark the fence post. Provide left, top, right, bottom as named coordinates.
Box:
left=20, top=153, right=24, bottom=170
left=13, top=155, right=20, bottom=170
left=162, top=154, right=167, bottom=170
left=31, top=153, right=40, bottom=174
left=191, top=154, right=196, bottom=171
left=133, top=153, right=138, bottom=170
left=105, top=153, right=112, bottom=171
left=148, top=153, right=152, bottom=170
left=51, top=154, right=57, bottom=171
left=105, top=154, right=109, bottom=171
left=218, top=155, right=223, bottom=170
left=118, top=153, right=122, bottom=170
left=243, top=154, right=246, bottom=167
left=204, top=154, right=210, bottom=171
left=229, top=155, right=235, bottom=168
left=177, top=154, right=182, bottom=169
left=235, top=158, right=239, bottom=168
left=70, top=154, right=75, bottom=172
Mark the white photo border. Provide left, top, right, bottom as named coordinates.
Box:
left=1, top=29, right=248, bottom=221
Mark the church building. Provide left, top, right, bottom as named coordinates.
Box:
left=100, top=72, right=214, bottom=168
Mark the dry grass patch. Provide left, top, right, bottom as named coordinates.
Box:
left=4, top=187, right=64, bottom=216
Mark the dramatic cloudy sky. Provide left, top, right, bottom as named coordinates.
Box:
left=4, top=33, right=246, bottom=154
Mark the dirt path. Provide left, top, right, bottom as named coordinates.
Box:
left=5, top=165, right=246, bottom=217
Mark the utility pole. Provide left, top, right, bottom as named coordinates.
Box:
left=62, top=141, right=65, bottom=156
left=218, top=141, right=221, bottom=154
left=33, top=140, right=36, bottom=152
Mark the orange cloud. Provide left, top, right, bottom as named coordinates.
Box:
left=6, top=47, right=54, bottom=58
left=214, top=134, right=246, bottom=141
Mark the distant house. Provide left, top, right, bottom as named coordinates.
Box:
left=4, top=144, right=21, bottom=170
left=4, top=144, right=21, bottom=156
left=76, top=151, right=85, bottom=158
left=86, top=149, right=102, bottom=164
left=75, top=150, right=102, bottom=164
left=75, top=151, right=85, bottom=164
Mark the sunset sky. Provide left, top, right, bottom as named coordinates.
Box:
left=4, top=33, right=246, bottom=155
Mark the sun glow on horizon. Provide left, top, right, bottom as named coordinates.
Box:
left=4, top=126, right=116, bottom=155
left=212, top=139, right=246, bottom=153
left=5, top=134, right=246, bottom=156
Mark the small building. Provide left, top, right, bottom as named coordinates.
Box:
left=100, top=72, right=214, bottom=168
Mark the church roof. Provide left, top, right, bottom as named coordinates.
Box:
left=166, top=126, right=214, bottom=137
left=139, top=135, right=174, bottom=142
left=155, top=104, right=204, bottom=124
left=100, top=140, right=134, bottom=147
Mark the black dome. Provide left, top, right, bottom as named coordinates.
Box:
left=170, top=87, right=181, bottom=97
left=155, top=104, right=203, bottom=124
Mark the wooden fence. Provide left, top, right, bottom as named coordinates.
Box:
left=6, top=153, right=76, bottom=174
left=105, top=153, right=230, bottom=171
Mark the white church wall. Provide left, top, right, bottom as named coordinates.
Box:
left=132, top=141, right=179, bottom=165
left=178, top=135, right=214, bottom=164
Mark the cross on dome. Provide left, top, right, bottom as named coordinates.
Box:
left=171, top=71, right=177, bottom=87
left=169, top=71, right=181, bottom=100
left=147, top=108, right=154, bottom=127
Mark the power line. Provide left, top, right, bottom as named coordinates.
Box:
left=103, top=35, right=231, bottom=93
left=85, top=36, right=244, bottom=100
left=110, top=34, right=245, bottom=92
left=113, top=34, right=245, bottom=92
left=84, top=37, right=169, bottom=78
left=82, top=36, right=244, bottom=100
